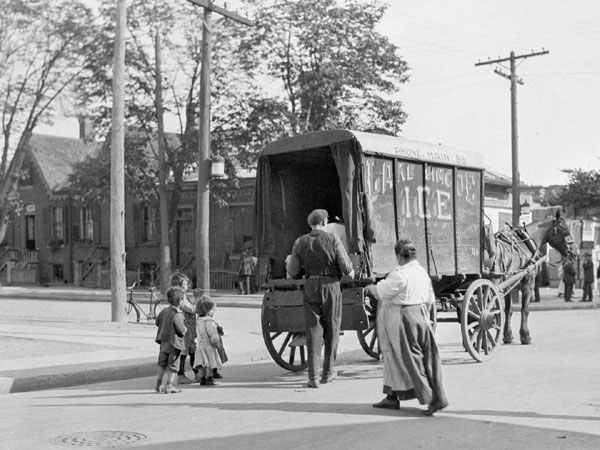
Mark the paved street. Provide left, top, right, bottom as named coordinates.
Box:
left=1, top=296, right=599, bottom=450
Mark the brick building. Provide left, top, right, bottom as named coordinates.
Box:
left=0, top=133, right=255, bottom=289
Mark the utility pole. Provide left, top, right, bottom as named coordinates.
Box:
left=476, top=49, right=549, bottom=228
left=110, top=0, right=127, bottom=322
left=186, top=0, right=253, bottom=294
left=155, top=29, right=171, bottom=293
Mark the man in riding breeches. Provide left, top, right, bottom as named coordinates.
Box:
left=287, top=209, right=354, bottom=388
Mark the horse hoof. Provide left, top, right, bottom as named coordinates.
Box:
left=503, top=339, right=513, bottom=344
left=521, top=339, right=532, bottom=345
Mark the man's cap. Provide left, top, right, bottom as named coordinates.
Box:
left=307, top=209, right=328, bottom=226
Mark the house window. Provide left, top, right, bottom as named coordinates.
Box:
left=80, top=207, right=94, bottom=241
left=20, top=163, right=33, bottom=186
left=143, top=205, right=157, bottom=242
left=51, top=206, right=65, bottom=241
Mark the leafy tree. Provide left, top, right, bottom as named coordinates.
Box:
left=0, top=0, right=97, bottom=245
left=557, top=168, right=600, bottom=214
left=237, top=0, right=410, bottom=136
left=532, top=185, right=563, bottom=207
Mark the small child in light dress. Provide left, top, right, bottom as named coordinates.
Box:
left=194, top=297, right=225, bottom=386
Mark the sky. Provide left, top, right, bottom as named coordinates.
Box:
left=35, top=0, right=600, bottom=186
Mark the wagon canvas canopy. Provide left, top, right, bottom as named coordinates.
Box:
left=255, top=130, right=486, bottom=279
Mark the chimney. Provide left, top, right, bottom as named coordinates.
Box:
left=78, top=115, right=94, bottom=142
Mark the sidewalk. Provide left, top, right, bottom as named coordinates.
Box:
left=0, top=284, right=263, bottom=308
left=0, top=285, right=597, bottom=395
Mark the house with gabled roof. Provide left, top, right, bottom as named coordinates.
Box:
left=0, top=133, right=103, bottom=285
left=0, top=128, right=256, bottom=289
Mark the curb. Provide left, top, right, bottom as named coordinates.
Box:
left=0, top=357, right=157, bottom=395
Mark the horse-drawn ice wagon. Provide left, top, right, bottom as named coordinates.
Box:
left=254, top=130, right=576, bottom=369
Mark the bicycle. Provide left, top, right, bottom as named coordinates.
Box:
left=126, top=281, right=166, bottom=323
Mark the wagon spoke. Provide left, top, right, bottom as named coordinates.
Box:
left=478, top=287, right=486, bottom=313
left=288, top=345, right=296, bottom=364
left=482, top=286, right=492, bottom=310
left=366, top=330, right=377, bottom=351
left=299, top=346, right=306, bottom=364
left=277, top=332, right=293, bottom=357
left=481, top=329, right=489, bottom=354
left=361, top=322, right=375, bottom=337
left=466, top=321, right=478, bottom=334
left=271, top=331, right=283, bottom=341
left=475, top=328, right=483, bottom=352
left=469, top=295, right=482, bottom=316
left=486, top=329, right=498, bottom=345
left=467, top=310, right=481, bottom=321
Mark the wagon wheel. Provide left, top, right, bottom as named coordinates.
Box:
left=461, top=279, right=504, bottom=362
left=357, top=295, right=379, bottom=359
left=261, top=310, right=308, bottom=372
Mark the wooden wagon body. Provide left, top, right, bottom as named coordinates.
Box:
left=254, top=130, right=489, bottom=369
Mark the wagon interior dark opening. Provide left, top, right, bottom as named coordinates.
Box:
left=267, top=147, right=343, bottom=278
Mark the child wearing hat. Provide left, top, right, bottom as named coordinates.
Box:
left=194, top=297, right=226, bottom=386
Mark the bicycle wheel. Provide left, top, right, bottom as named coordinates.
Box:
left=152, top=299, right=166, bottom=320
left=127, top=300, right=141, bottom=323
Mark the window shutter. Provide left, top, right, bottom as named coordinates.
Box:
left=42, top=207, right=50, bottom=240
left=93, top=204, right=101, bottom=243
left=62, top=206, right=68, bottom=244
left=72, top=206, right=80, bottom=241
left=133, top=203, right=141, bottom=244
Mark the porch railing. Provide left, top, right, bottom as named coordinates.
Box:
left=0, top=247, right=19, bottom=272
left=15, top=250, right=38, bottom=270
left=81, top=246, right=110, bottom=282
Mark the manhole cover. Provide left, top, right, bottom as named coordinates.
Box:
left=54, top=431, right=147, bottom=448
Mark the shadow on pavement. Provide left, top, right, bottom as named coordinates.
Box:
left=107, top=415, right=600, bottom=450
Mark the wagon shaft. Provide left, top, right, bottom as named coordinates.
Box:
left=494, top=254, right=548, bottom=294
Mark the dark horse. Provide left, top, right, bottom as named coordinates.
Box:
left=483, top=211, right=577, bottom=345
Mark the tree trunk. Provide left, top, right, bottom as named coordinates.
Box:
left=0, top=131, right=31, bottom=246
left=110, top=0, right=127, bottom=323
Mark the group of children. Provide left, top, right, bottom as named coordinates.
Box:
left=154, top=272, right=226, bottom=393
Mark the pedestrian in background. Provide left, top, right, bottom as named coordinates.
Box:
left=170, top=272, right=199, bottom=384
left=557, top=264, right=564, bottom=298
left=580, top=252, right=594, bottom=302
left=154, top=287, right=187, bottom=394
left=286, top=208, right=354, bottom=388
left=195, top=297, right=225, bottom=386
left=237, top=250, right=257, bottom=295
left=562, top=258, right=576, bottom=302
left=365, top=239, right=448, bottom=416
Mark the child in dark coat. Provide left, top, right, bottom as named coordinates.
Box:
left=155, top=287, right=187, bottom=393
